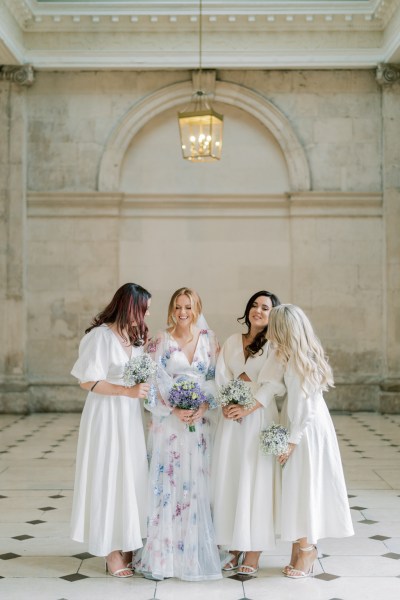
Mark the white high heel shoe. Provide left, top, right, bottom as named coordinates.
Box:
left=285, top=544, right=317, bottom=579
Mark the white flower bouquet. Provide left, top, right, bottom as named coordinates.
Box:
left=216, top=379, right=256, bottom=422
left=259, top=423, right=289, bottom=456
left=123, top=354, right=158, bottom=405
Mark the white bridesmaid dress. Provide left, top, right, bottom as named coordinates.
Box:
left=211, top=334, right=282, bottom=551
left=259, top=348, right=354, bottom=543
left=70, top=324, right=148, bottom=557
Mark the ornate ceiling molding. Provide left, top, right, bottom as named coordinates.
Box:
left=1, top=0, right=400, bottom=69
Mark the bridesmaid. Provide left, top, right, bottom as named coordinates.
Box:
left=262, top=304, right=354, bottom=578
left=211, top=290, right=281, bottom=576
left=139, top=287, right=222, bottom=581
left=70, top=283, right=151, bottom=577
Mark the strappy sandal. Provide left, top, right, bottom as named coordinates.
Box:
left=237, top=564, right=259, bottom=577
left=105, top=551, right=134, bottom=578
left=285, top=544, right=317, bottom=579
left=282, top=540, right=300, bottom=575
left=222, top=551, right=243, bottom=572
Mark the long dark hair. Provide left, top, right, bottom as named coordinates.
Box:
left=86, top=283, right=151, bottom=346
left=237, top=290, right=281, bottom=356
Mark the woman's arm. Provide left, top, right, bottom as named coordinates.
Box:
left=79, top=380, right=150, bottom=398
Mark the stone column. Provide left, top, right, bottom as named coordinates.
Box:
left=377, top=64, right=400, bottom=412
left=0, top=67, right=32, bottom=412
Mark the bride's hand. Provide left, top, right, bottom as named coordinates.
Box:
left=172, top=408, right=194, bottom=423
left=191, top=402, right=209, bottom=423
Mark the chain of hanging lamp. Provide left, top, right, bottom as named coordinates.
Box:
left=177, top=0, right=224, bottom=161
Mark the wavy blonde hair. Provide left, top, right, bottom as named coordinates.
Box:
left=267, top=304, right=334, bottom=392
left=167, top=287, right=203, bottom=341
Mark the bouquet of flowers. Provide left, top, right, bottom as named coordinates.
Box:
left=259, top=423, right=289, bottom=457
left=168, top=378, right=207, bottom=432
left=123, top=354, right=158, bottom=405
left=216, top=378, right=256, bottom=422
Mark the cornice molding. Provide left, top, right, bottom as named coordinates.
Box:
left=1, top=1, right=400, bottom=69
left=27, top=191, right=383, bottom=219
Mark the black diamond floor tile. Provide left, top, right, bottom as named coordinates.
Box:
left=0, top=495, right=7, bottom=499
left=72, top=552, right=95, bottom=560
left=228, top=573, right=255, bottom=581
left=347, top=494, right=357, bottom=498
left=370, top=535, right=390, bottom=541
left=49, top=494, right=65, bottom=499
left=383, top=552, right=400, bottom=560
left=26, top=519, right=46, bottom=525
left=0, top=553, right=21, bottom=560
left=38, top=506, right=56, bottom=511
left=315, top=573, right=340, bottom=581
left=60, top=573, right=90, bottom=582
left=12, top=535, right=34, bottom=541
left=351, top=506, right=367, bottom=511
left=359, top=519, right=378, bottom=525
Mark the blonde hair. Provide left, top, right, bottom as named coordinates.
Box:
left=267, top=304, right=334, bottom=392
left=167, top=287, right=203, bottom=340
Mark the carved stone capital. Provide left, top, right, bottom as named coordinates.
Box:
left=376, top=63, right=400, bottom=86
left=0, top=64, right=35, bottom=86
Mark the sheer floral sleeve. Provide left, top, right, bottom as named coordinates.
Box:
left=145, top=332, right=174, bottom=417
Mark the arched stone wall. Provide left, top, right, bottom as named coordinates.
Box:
left=98, top=80, right=311, bottom=193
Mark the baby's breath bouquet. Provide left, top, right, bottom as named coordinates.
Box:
left=168, top=378, right=207, bottom=432
left=123, top=354, right=158, bottom=405
left=259, top=423, right=289, bottom=457
left=216, top=379, right=256, bottom=423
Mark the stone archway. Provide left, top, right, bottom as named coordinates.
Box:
left=98, top=79, right=310, bottom=192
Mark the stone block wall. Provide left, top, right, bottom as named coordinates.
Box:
left=0, top=69, right=399, bottom=412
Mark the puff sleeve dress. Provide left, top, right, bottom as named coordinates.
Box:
left=70, top=324, right=148, bottom=557
left=277, top=354, right=354, bottom=543
left=211, top=334, right=282, bottom=551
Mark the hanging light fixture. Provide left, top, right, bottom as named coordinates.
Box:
left=178, top=0, right=223, bottom=162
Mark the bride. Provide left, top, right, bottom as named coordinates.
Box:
left=138, top=287, right=222, bottom=581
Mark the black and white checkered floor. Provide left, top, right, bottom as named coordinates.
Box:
left=1, top=412, right=400, bottom=600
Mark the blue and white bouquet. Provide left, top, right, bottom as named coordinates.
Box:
left=168, top=378, right=207, bottom=432
left=259, top=423, right=289, bottom=457
left=216, top=378, right=256, bottom=422
left=123, top=354, right=158, bottom=405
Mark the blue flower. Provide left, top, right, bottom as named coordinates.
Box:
left=205, top=366, right=215, bottom=380
left=195, top=361, right=207, bottom=374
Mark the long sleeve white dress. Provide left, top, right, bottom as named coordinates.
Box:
left=70, top=324, right=148, bottom=557
left=211, top=334, right=282, bottom=551
left=138, top=329, right=222, bottom=581
left=258, top=347, right=354, bottom=543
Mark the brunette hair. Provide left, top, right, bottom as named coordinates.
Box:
left=237, top=290, right=281, bottom=356
left=167, top=287, right=202, bottom=342
left=267, top=304, right=334, bottom=392
left=85, top=283, right=151, bottom=346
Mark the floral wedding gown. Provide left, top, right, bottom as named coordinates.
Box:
left=138, top=329, right=222, bottom=581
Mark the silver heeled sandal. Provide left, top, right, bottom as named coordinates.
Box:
left=285, top=544, right=317, bottom=579
left=282, top=540, right=300, bottom=575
